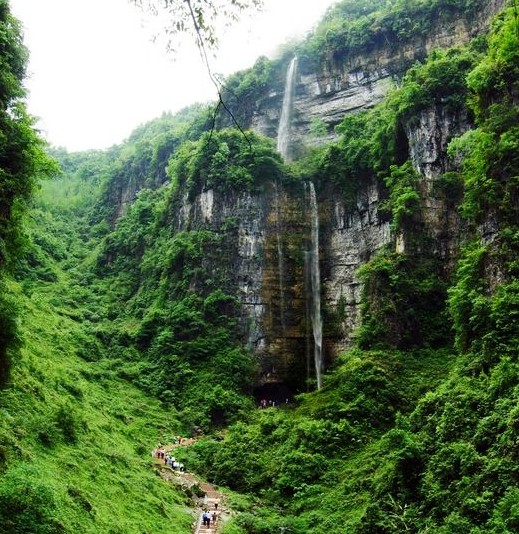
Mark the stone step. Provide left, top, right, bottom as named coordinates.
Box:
left=153, top=441, right=223, bottom=534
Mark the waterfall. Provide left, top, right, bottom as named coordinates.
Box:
left=277, top=57, right=298, bottom=161
left=308, top=182, right=323, bottom=389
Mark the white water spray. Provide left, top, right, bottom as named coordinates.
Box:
left=277, top=57, right=298, bottom=161
left=308, top=182, right=323, bottom=389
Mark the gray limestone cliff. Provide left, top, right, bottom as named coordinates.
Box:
left=171, top=92, right=473, bottom=389
left=107, top=1, right=505, bottom=390
left=146, top=91, right=475, bottom=392
left=171, top=182, right=319, bottom=392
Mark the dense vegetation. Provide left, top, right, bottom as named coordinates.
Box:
left=0, top=0, right=56, bottom=386
left=180, top=5, right=519, bottom=533
left=1, top=0, right=518, bottom=533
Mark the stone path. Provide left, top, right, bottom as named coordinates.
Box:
left=152, top=443, right=224, bottom=534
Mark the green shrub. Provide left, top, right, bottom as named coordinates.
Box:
left=0, top=465, right=64, bottom=533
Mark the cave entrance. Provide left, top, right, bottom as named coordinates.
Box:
left=253, top=377, right=294, bottom=407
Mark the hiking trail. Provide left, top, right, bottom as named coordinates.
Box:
left=152, top=441, right=226, bottom=534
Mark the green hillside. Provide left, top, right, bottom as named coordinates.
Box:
left=1, top=0, right=519, bottom=532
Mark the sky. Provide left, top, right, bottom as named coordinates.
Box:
left=9, top=0, right=338, bottom=152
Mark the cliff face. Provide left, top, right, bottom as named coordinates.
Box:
left=162, top=2, right=507, bottom=390
left=250, top=0, right=504, bottom=152
left=404, top=105, right=472, bottom=262
left=104, top=2, right=505, bottom=390
left=173, top=182, right=317, bottom=392
left=174, top=186, right=270, bottom=354
left=173, top=101, right=472, bottom=389
left=320, top=177, right=391, bottom=352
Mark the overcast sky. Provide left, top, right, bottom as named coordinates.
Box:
left=10, top=0, right=337, bottom=152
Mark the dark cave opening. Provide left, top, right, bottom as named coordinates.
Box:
left=253, top=381, right=295, bottom=407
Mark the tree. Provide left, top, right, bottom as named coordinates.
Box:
left=0, top=0, right=57, bottom=385
left=0, top=0, right=57, bottom=267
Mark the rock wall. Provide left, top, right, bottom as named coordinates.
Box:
left=404, top=105, right=473, bottom=268
left=250, top=0, right=504, bottom=153
left=172, top=101, right=476, bottom=388
left=173, top=181, right=321, bottom=391
left=171, top=173, right=390, bottom=388
left=107, top=1, right=505, bottom=390
left=321, top=178, right=391, bottom=353
left=170, top=0, right=504, bottom=387
left=235, top=2, right=504, bottom=371
left=175, top=187, right=269, bottom=349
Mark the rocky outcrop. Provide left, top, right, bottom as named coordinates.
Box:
left=404, top=105, right=473, bottom=267
left=321, top=178, right=391, bottom=353
left=109, top=173, right=140, bottom=223
left=175, top=187, right=270, bottom=350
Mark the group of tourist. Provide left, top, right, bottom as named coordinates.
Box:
left=201, top=508, right=218, bottom=528
left=152, top=444, right=223, bottom=528
left=155, top=448, right=185, bottom=472
left=154, top=440, right=222, bottom=531
left=258, top=398, right=290, bottom=408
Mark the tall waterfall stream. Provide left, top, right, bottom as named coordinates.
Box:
left=308, top=181, right=323, bottom=389
left=276, top=56, right=323, bottom=389
left=276, top=56, right=298, bottom=161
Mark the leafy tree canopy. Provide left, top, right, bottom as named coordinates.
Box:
left=0, top=0, right=57, bottom=385
left=167, top=128, right=284, bottom=197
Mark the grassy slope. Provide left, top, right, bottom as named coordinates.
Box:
left=0, top=183, right=194, bottom=533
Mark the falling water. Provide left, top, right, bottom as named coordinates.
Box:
left=308, top=182, right=323, bottom=389
left=277, top=57, right=298, bottom=161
